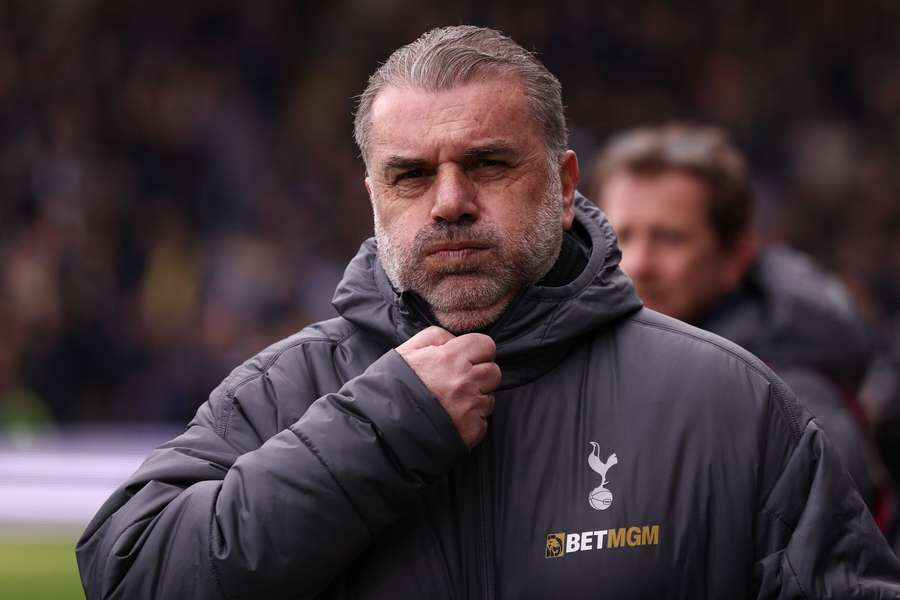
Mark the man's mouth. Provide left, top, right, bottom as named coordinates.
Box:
left=424, top=241, right=491, bottom=259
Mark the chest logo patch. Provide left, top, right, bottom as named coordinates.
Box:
left=587, top=442, right=617, bottom=511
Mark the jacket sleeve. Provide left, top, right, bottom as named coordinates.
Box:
left=778, top=366, right=877, bottom=509
left=753, top=381, right=900, bottom=599
left=75, top=349, right=467, bottom=600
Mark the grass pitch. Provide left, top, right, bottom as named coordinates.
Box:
left=0, top=534, right=84, bottom=600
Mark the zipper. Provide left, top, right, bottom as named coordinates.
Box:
left=400, top=291, right=439, bottom=328
left=477, top=430, right=496, bottom=600
left=400, top=282, right=500, bottom=598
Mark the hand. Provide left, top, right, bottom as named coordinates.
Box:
left=396, top=326, right=501, bottom=448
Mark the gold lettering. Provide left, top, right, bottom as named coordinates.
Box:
left=626, top=527, right=642, bottom=547
left=642, top=525, right=659, bottom=546
left=607, top=528, right=626, bottom=548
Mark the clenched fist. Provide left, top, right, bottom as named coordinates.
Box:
left=396, top=326, right=501, bottom=448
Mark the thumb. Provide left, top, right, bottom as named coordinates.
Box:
left=398, top=326, right=455, bottom=352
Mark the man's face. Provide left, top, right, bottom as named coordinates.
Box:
left=600, top=170, right=745, bottom=323
left=364, top=77, right=577, bottom=334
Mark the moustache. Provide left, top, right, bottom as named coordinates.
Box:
left=411, top=223, right=502, bottom=255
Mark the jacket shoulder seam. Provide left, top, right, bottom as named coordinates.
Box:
left=631, top=315, right=805, bottom=443
left=766, top=377, right=806, bottom=441
left=630, top=316, right=773, bottom=381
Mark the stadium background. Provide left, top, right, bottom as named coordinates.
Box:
left=1, top=1, right=899, bottom=597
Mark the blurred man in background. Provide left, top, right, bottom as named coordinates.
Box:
left=592, top=123, right=890, bottom=523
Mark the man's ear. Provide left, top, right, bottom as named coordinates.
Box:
left=559, top=150, right=579, bottom=231
left=721, top=229, right=757, bottom=293
left=364, top=176, right=374, bottom=203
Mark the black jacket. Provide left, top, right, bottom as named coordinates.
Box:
left=77, top=196, right=900, bottom=599
left=698, top=248, right=879, bottom=509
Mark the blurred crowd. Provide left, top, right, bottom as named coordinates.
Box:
left=1, top=0, right=899, bottom=425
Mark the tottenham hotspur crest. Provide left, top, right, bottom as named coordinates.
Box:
left=587, top=442, right=617, bottom=510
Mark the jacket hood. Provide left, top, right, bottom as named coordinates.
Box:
left=699, top=247, right=872, bottom=388
left=332, top=193, right=642, bottom=389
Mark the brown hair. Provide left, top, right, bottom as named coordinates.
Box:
left=593, top=123, right=753, bottom=248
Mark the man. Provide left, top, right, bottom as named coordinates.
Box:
left=77, top=27, right=900, bottom=599
left=592, top=123, right=885, bottom=516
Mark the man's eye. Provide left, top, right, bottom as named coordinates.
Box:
left=475, top=159, right=504, bottom=169
left=395, top=169, right=426, bottom=183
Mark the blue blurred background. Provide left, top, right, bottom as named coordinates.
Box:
left=1, top=1, right=899, bottom=596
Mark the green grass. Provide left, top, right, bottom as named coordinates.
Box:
left=0, top=535, right=84, bottom=600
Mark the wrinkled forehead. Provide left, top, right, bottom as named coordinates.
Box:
left=366, top=78, right=543, bottom=164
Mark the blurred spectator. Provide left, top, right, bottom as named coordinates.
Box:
left=0, top=1, right=899, bottom=426
left=591, top=123, right=890, bottom=524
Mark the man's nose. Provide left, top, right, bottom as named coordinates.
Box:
left=430, top=165, right=478, bottom=223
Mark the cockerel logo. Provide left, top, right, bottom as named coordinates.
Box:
left=587, top=442, right=617, bottom=511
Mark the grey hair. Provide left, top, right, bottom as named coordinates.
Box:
left=353, top=25, right=568, bottom=169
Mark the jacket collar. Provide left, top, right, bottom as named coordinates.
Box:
left=332, top=193, right=642, bottom=389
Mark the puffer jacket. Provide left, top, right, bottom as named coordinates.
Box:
left=697, top=248, right=881, bottom=510
left=76, top=195, right=900, bottom=599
